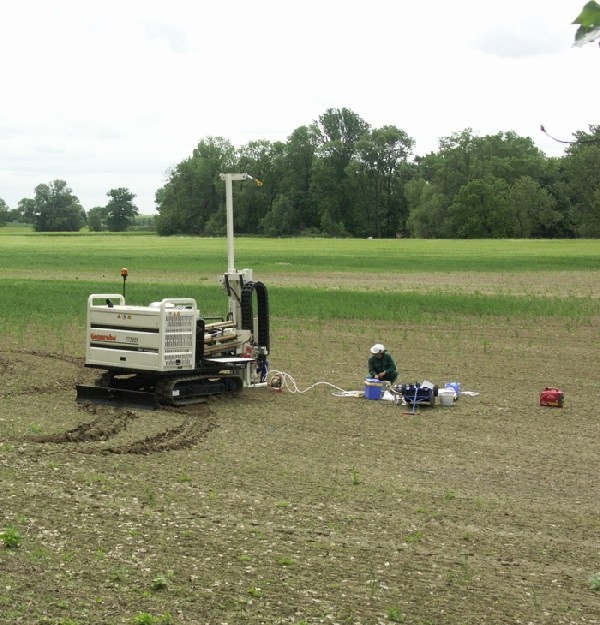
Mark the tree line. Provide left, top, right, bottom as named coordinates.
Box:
left=0, top=183, right=140, bottom=232
left=153, top=109, right=600, bottom=239
left=2, top=108, right=599, bottom=238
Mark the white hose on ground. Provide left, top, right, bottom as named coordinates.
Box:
left=266, top=369, right=353, bottom=395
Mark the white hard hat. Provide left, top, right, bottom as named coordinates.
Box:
left=370, top=343, right=385, bottom=354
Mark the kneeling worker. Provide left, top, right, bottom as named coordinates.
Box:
left=368, top=343, right=398, bottom=384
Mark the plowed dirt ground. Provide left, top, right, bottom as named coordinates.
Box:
left=1, top=273, right=599, bottom=625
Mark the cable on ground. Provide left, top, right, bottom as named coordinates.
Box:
left=266, top=369, right=354, bottom=396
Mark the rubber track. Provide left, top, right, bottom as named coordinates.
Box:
left=157, top=374, right=243, bottom=406
left=240, top=281, right=270, bottom=352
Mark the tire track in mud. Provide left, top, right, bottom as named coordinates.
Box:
left=29, top=403, right=218, bottom=455
left=103, top=412, right=217, bottom=455
left=3, top=349, right=219, bottom=454
left=30, top=404, right=138, bottom=443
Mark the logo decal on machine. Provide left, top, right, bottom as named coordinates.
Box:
left=90, top=333, right=117, bottom=342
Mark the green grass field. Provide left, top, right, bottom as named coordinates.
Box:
left=2, top=230, right=600, bottom=276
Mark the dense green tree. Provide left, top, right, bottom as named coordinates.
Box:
left=310, top=157, right=350, bottom=237
left=7, top=209, right=23, bottom=222
left=407, top=130, right=483, bottom=238
left=272, top=125, right=319, bottom=234
left=311, top=108, right=370, bottom=234
left=25, top=180, right=85, bottom=232
left=235, top=140, right=285, bottom=234
left=562, top=125, right=600, bottom=237
left=405, top=179, right=451, bottom=238
left=156, top=137, right=234, bottom=236
left=474, top=131, right=548, bottom=184
left=17, top=198, right=36, bottom=224
left=105, top=188, right=138, bottom=232
left=0, top=198, right=8, bottom=226
left=260, top=194, right=297, bottom=236
left=87, top=206, right=108, bottom=232
left=446, top=177, right=512, bottom=238
left=349, top=126, right=415, bottom=237
left=427, top=129, right=480, bottom=197
left=508, top=176, right=562, bottom=238
left=540, top=161, right=576, bottom=238
left=409, top=129, right=563, bottom=238
left=420, top=130, right=547, bottom=193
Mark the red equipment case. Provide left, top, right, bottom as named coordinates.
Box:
left=539, top=387, right=564, bottom=407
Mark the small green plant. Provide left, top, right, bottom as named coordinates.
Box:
left=461, top=553, right=473, bottom=581
left=276, top=500, right=290, bottom=508
left=151, top=575, right=168, bottom=591
left=53, top=599, right=70, bottom=609
left=176, top=472, right=191, bottom=483
left=247, top=586, right=262, bottom=597
left=404, top=530, right=423, bottom=543
left=109, top=565, right=131, bottom=583
left=350, top=466, right=361, bottom=485
left=387, top=606, right=405, bottom=622
left=0, top=525, right=21, bottom=549
left=589, top=573, right=600, bottom=591
left=276, top=556, right=294, bottom=566
left=143, top=490, right=157, bottom=508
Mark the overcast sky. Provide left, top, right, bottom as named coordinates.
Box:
left=1, top=0, right=597, bottom=214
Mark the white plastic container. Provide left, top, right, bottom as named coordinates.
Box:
left=438, top=388, right=455, bottom=406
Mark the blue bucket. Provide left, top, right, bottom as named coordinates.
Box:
left=445, top=382, right=461, bottom=396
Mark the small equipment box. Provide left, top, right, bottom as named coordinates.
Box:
left=540, top=387, right=564, bottom=407
left=364, top=378, right=384, bottom=400
left=397, top=382, right=437, bottom=407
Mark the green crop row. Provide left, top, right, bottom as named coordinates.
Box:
left=1, top=279, right=598, bottom=329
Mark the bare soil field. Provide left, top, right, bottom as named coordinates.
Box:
left=262, top=270, right=600, bottom=298
left=1, top=272, right=599, bottom=625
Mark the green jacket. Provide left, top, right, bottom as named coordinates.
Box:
left=368, top=351, right=398, bottom=381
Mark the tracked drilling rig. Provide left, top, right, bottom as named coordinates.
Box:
left=75, top=173, right=270, bottom=409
